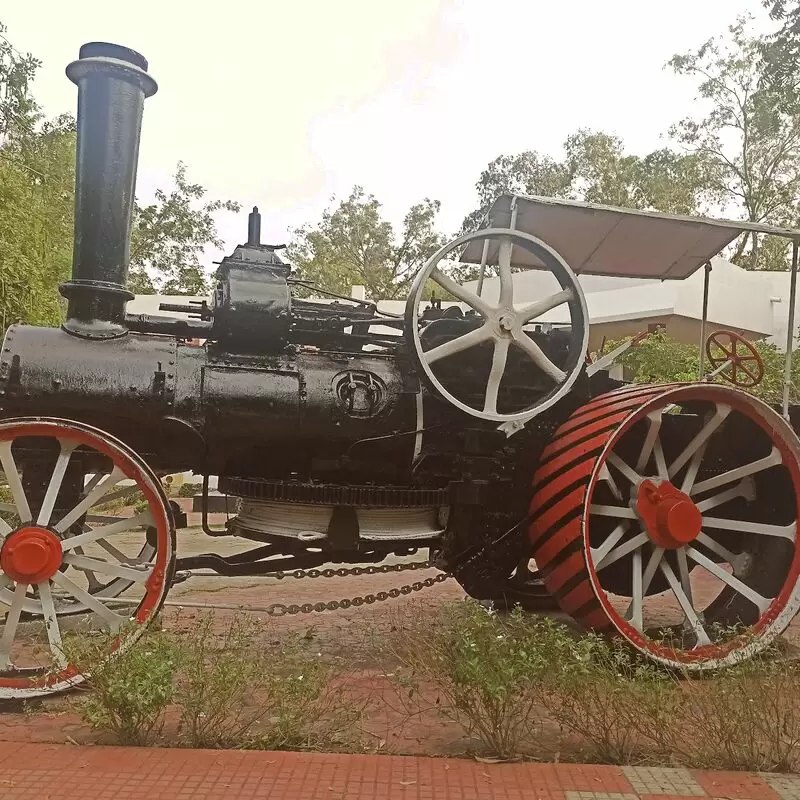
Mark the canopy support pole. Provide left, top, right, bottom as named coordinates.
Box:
left=782, top=238, right=799, bottom=419
left=698, top=262, right=711, bottom=378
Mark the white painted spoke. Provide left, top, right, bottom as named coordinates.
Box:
left=701, top=515, right=795, bottom=540
left=60, top=510, right=154, bottom=551
left=597, top=464, right=623, bottom=501
left=668, top=404, right=730, bottom=478
left=96, top=538, right=149, bottom=566
left=591, top=522, right=630, bottom=564
left=0, top=516, right=10, bottom=540
left=61, top=553, right=151, bottom=583
left=51, top=571, right=126, bottom=629
left=596, top=532, right=649, bottom=570
left=93, top=484, right=141, bottom=508
left=424, top=324, right=492, bottom=365
left=0, top=442, right=31, bottom=523
left=36, top=440, right=78, bottom=526
left=628, top=548, right=644, bottom=630
left=679, top=440, right=708, bottom=494
left=659, top=560, right=711, bottom=646
left=642, top=547, right=664, bottom=593
left=696, top=478, right=755, bottom=512
left=38, top=581, right=66, bottom=668
left=624, top=546, right=663, bottom=624
left=498, top=236, right=514, bottom=307
left=431, top=267, right=493, bottom=318
left=695, top=532, right=741, bottom=567
left=589, top=504, right=638, bottom=520
left=653, top=439, right=669, bottom=479
left=691, top=447, right=782, bottom=496
left=517, top=288, right=574, bottom=323
left=483, top=338, right=510, bottom=414
left=82, top=472, right=105, bottom=495
left=0, top=582, right=27, bottom=670
left=606, top=452, right=642, bottom=486
left=676, top=548, right=693, bottom=604
left=512, top=332, right=567, bottom=382
left=72, top=545, right=104, bottom=593
left=636, top=411, right=663, bottom=473
left=55, top=467, right=125, bottom=533
left=686, top=546, right=771, bottom=612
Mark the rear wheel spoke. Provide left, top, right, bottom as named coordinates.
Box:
left=38, top=581, right=66, bottom=668
left=686, top=546, right=771, bottom=612
left=0, top=442, right=31, bottom=523
left=0, top=582, right=27, bottom=670
left=659, top=560, right=711, bottom=646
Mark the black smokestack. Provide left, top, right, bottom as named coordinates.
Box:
left=60, top=42, right=157, bottom=338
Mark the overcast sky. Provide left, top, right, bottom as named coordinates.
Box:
left=4, top=0, right=770, bottom=264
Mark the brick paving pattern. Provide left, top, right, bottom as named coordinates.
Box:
left=0, top=742, right=799, bottom=799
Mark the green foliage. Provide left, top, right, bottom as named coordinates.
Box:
left=604, top=329, right=800, bottom=405
left=67, top=628, right=180, bottom=746
left=669, top=16, right=800, bottom=269
left=129, top=163, right=240, bottom=295
left=287, top=186, right=446, bottom=301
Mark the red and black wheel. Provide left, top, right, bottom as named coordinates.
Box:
left=529, top=384, right=800, bottom=670
left=0, top=418, right=175, bottom=698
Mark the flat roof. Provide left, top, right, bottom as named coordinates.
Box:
left=460, top=194, right=800, bottom=280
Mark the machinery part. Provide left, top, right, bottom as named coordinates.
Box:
left=230, top=499, right=444, bottom=543
left=705, top=330, right=765, bottom=388
left=586, top=330, right=651, bottom=377
left=219, top=477, right=449, bottom=507
left=487, top=558, right=560, bottom=612
left=59, top=43, right=157, bottom=340
left=529, top=384, right=800, bottom=670
left=0, top=418, right=175, bottom=698
left=405, top=228, right=589, bottom=424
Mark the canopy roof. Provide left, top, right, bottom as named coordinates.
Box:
left=461, top=194, right=799, bottom=280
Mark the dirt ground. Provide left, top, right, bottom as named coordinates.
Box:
left=2, top=526, right=799, bottom=758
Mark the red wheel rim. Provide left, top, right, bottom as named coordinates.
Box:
left=0, top=418, right=174, bottom=697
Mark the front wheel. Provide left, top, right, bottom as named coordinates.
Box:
left=0, top=417, right=175, bottom=698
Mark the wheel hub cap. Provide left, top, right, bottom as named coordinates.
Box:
left=635, top=479, right=702, bottom=549
left=0, top=526, right=63, bottom=584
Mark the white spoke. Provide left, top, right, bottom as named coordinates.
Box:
left=696, top=478, right=756, bottom=512
left=596, top=532, right=649, bottom=570
left=38, top=581, right=66, bottom=668
left=628, top=548, right=644, bottom=630
left=659, top=560, right=711, bottom=646
left=36, top=440, right=77, bottom=527
left=82, top=472, right=105, bottom=494
left=636, top=411, right=663, bottom=473
left=701, top=515, right=795, bottom=540
left=96, top=538, right=149, bottom=566
left=653, top=438, right=669, bottom=479
left=51, top=571, right=126, bottom=629
left=424, top=324, right=492, bottom=365
left=679, top=440, right=708, bottom=495
left=61, top=554, right=151, bottom=583
left=511, top=332, right=567, bottom=382
left=623, top=546, right=662, bottom=626
left=589, top=504, right=638, bottom=520
left=591, top=522, right=630, bottom=565
left=0, top=516, right=10, bottom=540
left=0, top=582, right=27, bottom=670
left=483, top=338, right=510, bottom=414
left=695, top=532, right=742, bottom=568
left=606, top=452, right=642, bottom=486
left=55, top=467, right=125, bottom=533
left=597, top=464, right=623, bottom=501
left=691, top=447, right=782, bottom=496
left=668, top=404, right=730, bottom=478
left=686, top=546, right=771, bottom=612
left=93, top=484, right=141, bottom=507
left=72, top=545, right=105, bottom=593
left=60, top=510, right=154, bottom=551
left=498, top=236, right=514, bottom=307
left=431, top=268, right=493, bottom=318
left=676, top=548, right=693, bottom=604
left=0, top=442, right=31, bottom=523
left=642, top=546, right=664, bottom=593
left=517, top=288, right=574, bottom=323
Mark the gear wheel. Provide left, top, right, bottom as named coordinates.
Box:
left=219, top=477, right=449, bottom=507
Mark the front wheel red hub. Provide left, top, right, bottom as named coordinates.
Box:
left=635, top=479, right=702, bottom=550
left=1, top=527, right=63, bottom=584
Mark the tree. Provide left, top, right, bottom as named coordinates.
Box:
left=460, top=131, right=715, bottom=235
left=761, top=1, right=800, bottom=91
left=287, top=186, right=446, bottom=300
left=129, top=162, right=240, bottom=295
left=669, top=17, right=800, bottom=269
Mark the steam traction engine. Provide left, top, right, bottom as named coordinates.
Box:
left=1, top=43, right=799, bottom=698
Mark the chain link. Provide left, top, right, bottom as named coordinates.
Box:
left=267, top=559, right=437, bottom=582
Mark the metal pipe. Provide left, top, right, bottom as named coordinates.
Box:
left=59, top=42, right=157, bottom=339
left=782, top=239, right=799, bottom=418
left=698, top=262, right=711, bottom=377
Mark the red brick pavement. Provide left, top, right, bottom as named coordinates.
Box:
left=0, top=742, right=798, bottom=799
